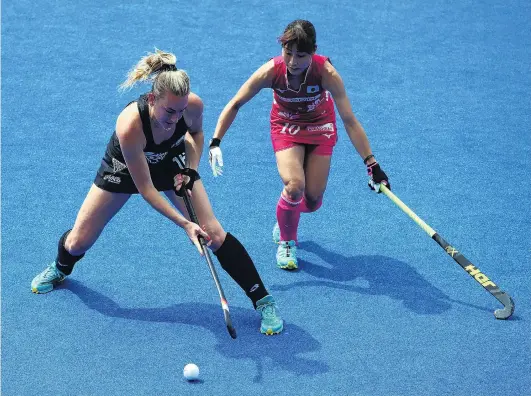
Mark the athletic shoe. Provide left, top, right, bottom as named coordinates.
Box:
left=276, top=240, right=298, bottom=270
left=31, top=262, right=67, bottom=294
left=272, top=222, right=280, bottom=244
left=256, top=295, right=283, bottom=335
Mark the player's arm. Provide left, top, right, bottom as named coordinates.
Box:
left=183, top=93, right=204, bottom=171
left=208, top=60, right=275, bottom=177
left=116, top=105, right=189, bottom=227
left=322, top=61, right=390, bottom=190
left=321, top=61, right=376, bottom=165
left=212, top=59, right=275, bottom=141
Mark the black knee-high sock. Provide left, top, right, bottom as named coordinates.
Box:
left=55, top=230, right=85, bottom=275
left=214, top=232, right=268, bottom=308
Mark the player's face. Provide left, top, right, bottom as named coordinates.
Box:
left=150, top=91, right=188, bottom=130
left=282, top=44, right=312, bottom=76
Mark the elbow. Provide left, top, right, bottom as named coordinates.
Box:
left=343, top=117, right=359, bottom=131
left=229, top=98, right=243, bottom=111
left=344, top=112, right=362, bottom=128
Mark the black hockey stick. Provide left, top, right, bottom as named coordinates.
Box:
left=379, top=184, right=514, bottom=319
left=178, top=169, right=237, bottom=338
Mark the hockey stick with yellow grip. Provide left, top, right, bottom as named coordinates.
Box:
left=379, top=184, right=514, bottom=320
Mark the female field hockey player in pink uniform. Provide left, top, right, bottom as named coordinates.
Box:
left=30, top=49, right=283, bottom=335
left=209, top=20, right=390, bottom=270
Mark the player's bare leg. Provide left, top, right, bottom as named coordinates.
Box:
left=274, top=145, right=305, bottom=269
left=31, top=185, right=131, bottom=293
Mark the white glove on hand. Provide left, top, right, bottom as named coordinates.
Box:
left=209, top=146, right=224, bottom=177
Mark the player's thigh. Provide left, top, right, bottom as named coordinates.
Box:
left=164, top=181, right=226, bottom=246
left=275, top=145, right=306, bottom=190
left=69, top=184, right=131, bottom=251
left=304, top=151, right=332, bottom=199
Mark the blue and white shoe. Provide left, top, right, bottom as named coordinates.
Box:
left=31, top=262, right=67, bottom=294
left=272, top=223, right=280, bottom=244
left=256, top=295, right=283, bottom=335
left=276, top=240, right=298, bottom=270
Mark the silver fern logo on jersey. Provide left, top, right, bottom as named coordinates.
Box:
left=145, top=152, right=168, bottom=164
left=112, top=158, right=127, bottom=173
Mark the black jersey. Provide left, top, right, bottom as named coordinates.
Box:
left=94, top=94, right=188, bottom=194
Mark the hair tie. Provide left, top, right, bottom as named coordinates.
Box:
left=159, top=64, right=177, bottom=72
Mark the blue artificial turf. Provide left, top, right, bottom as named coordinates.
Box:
left=2, top=0, right=530, bottom=394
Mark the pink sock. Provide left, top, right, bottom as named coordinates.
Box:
left=276, top=193, right=302, bottom=242
left=299, top=196, right=323, bottom=213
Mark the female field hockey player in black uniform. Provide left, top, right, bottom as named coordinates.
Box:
left=31, top=49, right=283, bottom=335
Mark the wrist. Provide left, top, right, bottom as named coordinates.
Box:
left=363, top=154, right=376, bottom=165
left=209, top=138, right=221, bottom=148
left=174, top=216, right=189, bottom=228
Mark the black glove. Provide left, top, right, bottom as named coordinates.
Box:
left=367, top=162, right=390, bottom=193
left=173, top=168, right=201, bottom=197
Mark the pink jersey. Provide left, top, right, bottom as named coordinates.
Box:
left=270, top=54, right=337, bottom=146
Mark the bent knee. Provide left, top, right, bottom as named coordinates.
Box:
left=203, top=222, right=226, bottom=250
left=283, top=179, right=305, bottom=201
left=64, top=230, right=95, bottom=255
left=305, top=195, right=323, bottom=212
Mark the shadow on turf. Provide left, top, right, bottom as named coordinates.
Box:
left=63, top=279, right=328, bottom=383
left=270, top=240, right=484, bottom=315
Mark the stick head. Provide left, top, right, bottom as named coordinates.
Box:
left=227, top=325, right=237, bottom=339
left=223, top=309, right=237, bottom=339
left=493, top=295, right=515, bottom=320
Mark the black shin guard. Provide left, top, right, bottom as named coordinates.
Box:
left=214, top=232, right=268, bottom=308
left=55, top=230, right=85, bottom=275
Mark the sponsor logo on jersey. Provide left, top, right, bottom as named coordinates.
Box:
left=307, top=85, right=319, bottom=93
left=145, top=152, right=168, bottom=164
left=306, top=123, right=335, bottom=132
left=307, top=97, right=325, bottom=112
left=103, top=174, right=121, bottom=184
left=277, top=93, right=321, bottom=103
left=278, top=111, right=299, bottom=120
